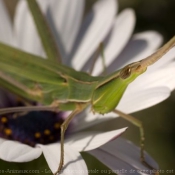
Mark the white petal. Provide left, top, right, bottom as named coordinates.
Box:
left=0, top=138, right=42, bottom=162
left=89, top=138, right=158, bottom=175
left=117, top=86, right=170, bottom=114
left=14, top=0, right=45, bottom=57
left=37, top=143, right=88, bottom=175
left=72, top=0, right=117, bottom=70
left=0, top=0, right=13, bottom=45
left=92, top=9, right=135, bottom=75
left=50, top=0, right=85, bottom=61
left=92, top=149, right=142, bottom=175
left=108, top=31, right=163, bottom=71
left=73, top=87, right=170, bottom=132
left=66, top=128, right=127, bottom=152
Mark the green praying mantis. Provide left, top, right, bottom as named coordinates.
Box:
left=0, top=0, right=175, bottom=174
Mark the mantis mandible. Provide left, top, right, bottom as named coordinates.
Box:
left=0, top=1, right=175, bottom=174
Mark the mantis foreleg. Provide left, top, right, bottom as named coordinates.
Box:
left=89, top=42, right=106, bottom=75
left=113, top=109, right=158, bottom=174
left=54, top=107, right=83, bottom=175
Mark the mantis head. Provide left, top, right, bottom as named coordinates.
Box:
left=119, top=61, right=145, bottom=79
left=92, top=36, right=175, bottom=114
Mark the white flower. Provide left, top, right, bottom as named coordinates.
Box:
left=0, top=0, right=175, bottom=174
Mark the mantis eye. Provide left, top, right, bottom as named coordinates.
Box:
left=120, top=67, right=131, bottom=79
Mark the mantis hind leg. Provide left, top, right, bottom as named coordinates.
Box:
left=113, top=109, right=159, bottom=175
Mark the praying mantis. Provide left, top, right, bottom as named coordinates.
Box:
left=0, top=0, right=175, bottom=175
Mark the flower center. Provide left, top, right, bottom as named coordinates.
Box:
left=0, top=111, right=65, bottom=147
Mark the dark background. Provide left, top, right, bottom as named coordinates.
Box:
left=2, top=0, right=175, bottom=174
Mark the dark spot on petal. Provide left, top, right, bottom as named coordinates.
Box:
left=54, top=122, right=61, bottom=129
left=0, top=111, right=66, bottom=147
left=44, top=129, right=51, bottom=135
left=1, top=117, right=7, bottom=123
left=4, top=128, right=12, bottom=135
left=34, top=132, right=41, bottom=138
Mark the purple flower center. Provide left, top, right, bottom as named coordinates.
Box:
left=0, top=110, right=65, bottom=147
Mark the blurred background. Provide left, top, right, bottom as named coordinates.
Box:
left=1, top=0, right=175, bottom=174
